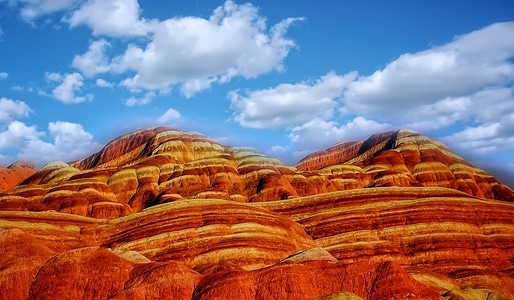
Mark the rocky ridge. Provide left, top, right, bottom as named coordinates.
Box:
left=0, top=161, right=36, bottom=190
left=0, top=127, right=513, bottom=299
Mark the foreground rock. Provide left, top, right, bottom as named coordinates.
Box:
left=0, top=127, right=513, bottom=299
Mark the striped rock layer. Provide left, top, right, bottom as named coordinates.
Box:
left=0, top=127, right=513, bottom=299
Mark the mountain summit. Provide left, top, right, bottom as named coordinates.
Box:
left=1, top=127, right=514, bottom=299
left=297, top=129, right=513, bottom=201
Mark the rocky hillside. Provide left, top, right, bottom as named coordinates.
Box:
left=1, top=127, right=513, bottom=299
left=0, top=161, right=36, bottom=190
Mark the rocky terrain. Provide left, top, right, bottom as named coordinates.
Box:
left=0, top=161, right=36, bottom=190
left=0, top=127, right=513, bottom=299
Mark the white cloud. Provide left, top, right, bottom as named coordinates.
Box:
left=269, top=145, right=288, bottom=154
left=0, top=72, right=8, bottom=80
left=95, top=78, right=112, bottom=87
left=229, top=72, right=356, bottom=128
left=288, top=117, right=392, bottom=152
left=0, top=154, right=14, bottom=167
left=0, top=97, right=32, bottom=123
left=21, top=0, right=301, bottom=101
left=343, top=22, right=514, bottom=119
left=157, top=108, right=181, bottom=124
left=0, top=121, right=43, bottom=150
left=48, top=121, right=92, bottom=148
left=72, top=39, right=111, bottom=77
left=110, top=0, right=302, bottom=95
left=67, top=0, right=155, bottom=37
left=223, top=22, right=514, bottom=164
left=20, top=121, right=101, bottom=164
left=181, top=78, right=217, bottom=98
left=45, top=72, right=63, bottom=82
left=442, top=113, right=514, bottom=156
left=7, top=0, right=82, bottom=21
left=468, top=87, right=514, bottom=124
left=124, top=91, right=156, bottom=106
left=305, top=21, right=514, bottom=161
left=402, top=87, right=514, bottom=132
left=0, top=118, right=101, bottom=166
left=50, top=72, right=92, bottom=104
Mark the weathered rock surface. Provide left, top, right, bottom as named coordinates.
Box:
left=0, top=127, right=513, bottom=299
left=0, top=161, right=36, bottom=190
left=297, top=129, right=514, bottom=201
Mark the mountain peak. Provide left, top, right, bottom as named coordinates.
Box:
left=296, top=129, right=512, bottom=201
left=0, top=160, right=37, bottom=190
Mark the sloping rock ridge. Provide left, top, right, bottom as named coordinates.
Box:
left=0, top=127, right=513, bottom=299
left=0, top=160, right=36, bottom=190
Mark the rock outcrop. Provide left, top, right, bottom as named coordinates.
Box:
left=297, top=129, right=514, bottom=201
left=1, top=127, right=514, bottom=299
left=0, top=160, right=36, bottom=190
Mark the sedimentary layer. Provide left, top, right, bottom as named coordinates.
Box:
left=0, top=127, right=513, bottom=299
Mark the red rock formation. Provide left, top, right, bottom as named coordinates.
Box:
left=0, top=229, right=56, bottom=300
left=0, top=160, right=36, bottom=190
left=0, top=127, right=513, bottom=299
left=297, top=129, right=514, bottom=201
left=193, top=260, right=441, bottom=300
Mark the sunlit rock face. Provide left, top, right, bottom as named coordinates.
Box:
left=1, top=127, right=514, bottom=299
left=297, top=129, right=514, bottom=201
left=0, top=161, right=36, bottom=190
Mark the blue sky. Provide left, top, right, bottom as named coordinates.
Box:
left=0, top=0, right=514, bottom=187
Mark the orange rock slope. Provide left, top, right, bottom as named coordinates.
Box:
left=0, top=161, right=36, bottom=190
left=1, top=127, right=513, bottom=299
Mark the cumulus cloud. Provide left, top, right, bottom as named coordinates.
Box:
left=124, top=91, right=156, bottom=107
left=441, top=113, right=514, bottom=156
left=269, top=145, right=288, bottom=154
left=181, top=78, right=217, bottom=99
left=229, top=72, right=356, bottom=128
left=282, top=22, right=514, bottom=159
left=108, top=1, right=302, bottom=95
left=343, top=22, right=514, bottom=120
left=289, top=117, right=391, bottom=154
left=48, top=121, right=94, bottom=150
left=45, top=72, right=63, bottom=82
left=336, top=22, right=514, bottom=166
left=13, top=0, right=302, bottom=101
left=19, top=121, right=102, bottom=164
left=223, top=22, right=514, bottom=162
left=67, top=0, right=155, bottom=37
left=157, top=108, right=181, bottom=124
left=401, top=87, right=514, bottom=132
left=0, top=97, right=32, bottom=123
left=72, top=39, right=111, bottom=77
left=49, top=72, right=92, bottom=104
left=95, top=78, right=112, bottom=87
left=0, top=72, right=8, bottom=80
left=0, top=120, right=43, bottom=150
left=7, top=0, right=82, bottom=21
left=0, top=118, right=101, bottom=166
